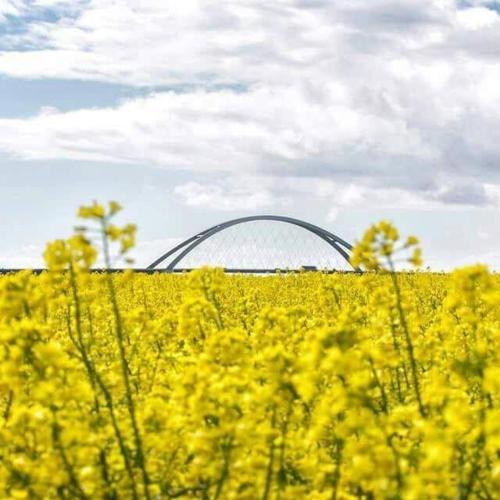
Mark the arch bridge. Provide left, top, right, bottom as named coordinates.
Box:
left=148, top=215, right=357, bottom=273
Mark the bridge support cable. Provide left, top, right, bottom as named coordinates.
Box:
left=147, top=215, right=358, bottom=273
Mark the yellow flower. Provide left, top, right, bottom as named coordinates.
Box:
left=0, top=204, right=498, bottom=499
left=108, top=200, right=122, bottom=215
left=78, top=201, right=105, bottom=219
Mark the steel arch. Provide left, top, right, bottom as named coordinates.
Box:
left=147, top=215, right=357, bottom=271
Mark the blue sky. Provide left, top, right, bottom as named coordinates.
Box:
left=0, top=0, right=499, bottom=270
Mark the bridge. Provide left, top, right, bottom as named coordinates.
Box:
left=147, top=215, right=357, bottom=273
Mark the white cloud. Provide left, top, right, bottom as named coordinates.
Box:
left=0, top=0, right=22, bottom=21
left=0, top=1, right=498, bottom=86
left=0, top=85, right=435, bottom=172
left=432, top=179, right=495, bottom=205
left=0, top=243, right=44, bottom=268
left=174, top=180, right=286, bottom=211
left=175, top=175, right=500, bottom=218
left=327, top=207, right=340, bottom=222
left=456, top=7, right=499, bottom=29
left=0, top=0, right=499, bottom=210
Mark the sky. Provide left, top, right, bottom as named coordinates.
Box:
left=0, top=0, right=499, bottom=270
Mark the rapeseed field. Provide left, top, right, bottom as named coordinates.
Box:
left=0, top=202, right=498, bottom=499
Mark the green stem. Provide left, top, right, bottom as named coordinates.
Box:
left=66, top=271, right=138, bottom=497
left=101, top=219, right=151, bottom=500
left=388, top=263, right=426, bottom=418
left=3, top=390, right=13, bottom=421
left=51, top=413, right=88, bottom=500
left=368, top=358, right=389, bottom=414
left=94, top=370, right=139, bottom=500
left=213, top=437, right=233, bottom=500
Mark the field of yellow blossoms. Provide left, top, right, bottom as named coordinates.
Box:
left=0, top=202, right=499, bottom=499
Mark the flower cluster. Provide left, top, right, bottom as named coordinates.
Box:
left=0, top=204, right=498, bottom=499
left=350, top=220, right=422, bottom=271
